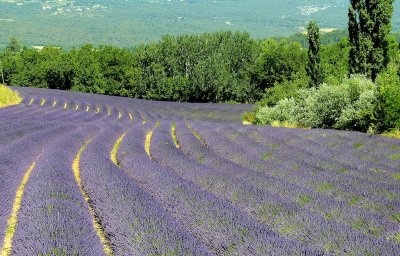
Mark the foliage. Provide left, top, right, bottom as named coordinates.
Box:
left=255, top=76, right=379, bottom=132
left=252, top=39, right=306, bottom=93
left=5, top=36, right=21, bottom=54
left=1, top=32, right=260, bottom=103
left=376, top=61, right=400, bottom=129
left=320, top=38, right=350, bottom=84
left=0, top=84, right=22, bottom=108
left=242, top=111, right=256, bottom=125
left=306, top=21, right=323, bottom=88
left=348, top=0, right=394, bottom=81
left=258, top=39, right=349, bottom=108
left=382, top=129, right=400, bottom=139
left=257, top=76, right=309, bottom=107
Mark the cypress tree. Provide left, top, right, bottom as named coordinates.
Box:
left=348, top=0, right=394, bottom=81
left=306, top=21, right=323, bottom=88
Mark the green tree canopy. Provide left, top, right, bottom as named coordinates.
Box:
left=306, top=21, right=323, bottom=88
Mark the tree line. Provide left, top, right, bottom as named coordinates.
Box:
left=1, top=29, right=360, bottom=104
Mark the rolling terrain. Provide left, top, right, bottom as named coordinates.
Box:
left=1, top=0, right=400, bottom=48
left=0, top=87, right=399, bottom=255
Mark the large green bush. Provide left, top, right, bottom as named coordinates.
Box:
left=257, top=75, right=309, bottom=107
left=255, top=76, right=379, bottom=132
left=255, top=98, right=297, bottom=125
left=376, top=63, right=400, bottom=129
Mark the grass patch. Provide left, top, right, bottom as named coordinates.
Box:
left=323, top=208, right=341, bottom=220
left=316, top=182, right=334, bottom=194
left=390, top=213, right=400, bottom=223
left=186, top=124, right=207, bottom=145
left=389, top=153, right=400, bottom=161
left=111, top=133, right=127, bottom=168
left=385, top=192, right=396, bottom=201
left=270, top=120, right=306, bottom=129
left=348, top=196, right=362, bottom=206
left=261, top=152, right=273, bottom=161
left=196, top=154, right=205, bottom=164
left=353, top=143, right=363, bottom=149
left=145, top=130, right=153, bottom=158
left=0, top=85, right=22, bottom=108
left=391, top=173, right=400, bottom=180
left=390, top=144, right=400, bottom=151
left=296, top=195, right=312, bottom=206
left=242, top=111, right=256, bottom=125
left=338, top=168, right=349, bottom=174
left=351, top=218, right=384, bottom=237
left=393, top=233, right=400, bottom=243
left=382, top=129, right=400, bottom=140
left=171, top=123, right=180, bottom=149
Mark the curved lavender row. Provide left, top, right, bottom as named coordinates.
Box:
left=0, top=106, right=108, bottom=147
left=0, top=124, right=78, bottom=242
left=235, top=125, right=400, bottom=184
left=119, top=124, right=321, bottom=255
left=174, top=122, right=399, bottom=232
left=190, top=122, right=398, bottom=236
left=0, top=104, right=46, bottom=122
left=0, top=104, right=58, bottom=126
left=79, top=124, right=210, bottom=256
left=13, top=125, right=105, bottom=256
left=252, top=125, right=400, bottom=172
left=152, top=122, right=400, bottom=254
left=222, top=124, right=400, bottom=212
left=185, top=122, right=400, bottom=243
left=0, top=107, right=94, bottom=140
left=227, top=125, right=397, bottom=182
left=191, top=122, right=400, bottom=216
left=220, top=125, right=400, bottom=204
left=228, top=123, right=400, bottom=208
left=13, top=86, right=252, bottom=123
left=0, top=94, right=106, bottom=128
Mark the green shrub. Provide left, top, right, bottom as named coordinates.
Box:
left=255, top=98, right=296, bottom=125
left=295, top=84, right=350, bottom=128
left=334, top=89, right=377, bottom=131
left=255, top=76, right=378, bottom=132
left=257, top=76, right=309, bottom=107
left=376, top=63, right=400, bottom=129
left=0, top=84, right=22, bottom=108
left=242, top=111, right=256, bottom=125
left=382, top=129, right=400, bottom=139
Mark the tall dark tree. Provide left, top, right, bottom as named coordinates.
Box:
left=348, top=0, right=394, bottom=81
left=306, top=21, right=323, bottom=87
left=6, top=36, right=21, bottom=54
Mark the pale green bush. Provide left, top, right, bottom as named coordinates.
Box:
left=255, top=75, right=378, bottom=132
left=255, top=98, right=296, bottom=125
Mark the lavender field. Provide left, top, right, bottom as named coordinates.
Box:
left=0, top=87, right=399, bottom=255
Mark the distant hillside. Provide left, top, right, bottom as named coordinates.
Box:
left=1, top=0, right=400, bottom=48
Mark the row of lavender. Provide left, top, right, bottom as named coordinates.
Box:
left=0, top=87, right=399, bottom=255
left=11, top=86, right=251, bottom=123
